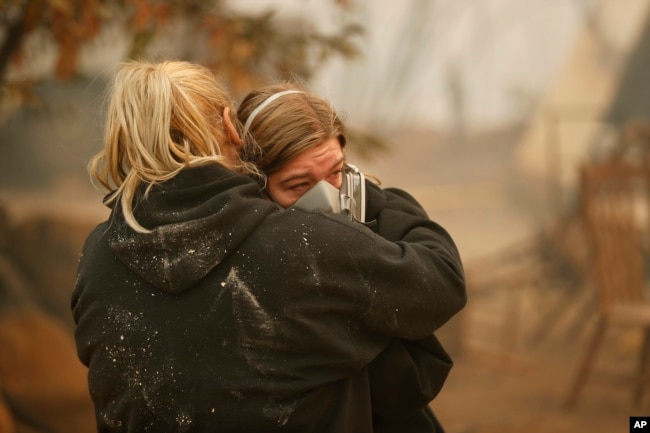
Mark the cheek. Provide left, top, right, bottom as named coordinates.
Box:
left=328, top=178, right=342, bottom=189
left=266, top=184, right=296, bottom=208
left=327, top=174, right=343, bottom=189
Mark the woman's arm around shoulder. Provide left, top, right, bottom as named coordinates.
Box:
left=359, top=181, right=467, bottom=338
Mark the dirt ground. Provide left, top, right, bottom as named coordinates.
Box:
left=430, top=284, right=645, bottom=433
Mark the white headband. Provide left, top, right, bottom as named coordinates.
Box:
left=242, top=90, right=304, bottom=138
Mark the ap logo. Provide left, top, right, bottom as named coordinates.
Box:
left=631, top=417, right=650, bottom=431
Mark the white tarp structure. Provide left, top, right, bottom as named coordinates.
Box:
left=515, top=0, right=650, bottom=199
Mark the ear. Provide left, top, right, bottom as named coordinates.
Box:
left=223, top=107, right=244, bottom=146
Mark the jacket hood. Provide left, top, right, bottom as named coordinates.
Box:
left=107, top=165, right=278, bottom=294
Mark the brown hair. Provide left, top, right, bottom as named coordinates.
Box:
left=237, top=83, right=346, bottom=177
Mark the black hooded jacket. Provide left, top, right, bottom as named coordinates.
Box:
left=364, top=183, right=457, bottom=433
left=72, top=164, right=466, bottom=433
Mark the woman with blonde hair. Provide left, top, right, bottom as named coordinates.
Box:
left=72, top=60, right=466, bottom=432
left=238, top=83, right=465, bottom=433
left=87, top=60, right=255, bottom=232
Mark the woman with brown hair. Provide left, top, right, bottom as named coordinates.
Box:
left=238, top=83, right=465, bottom=433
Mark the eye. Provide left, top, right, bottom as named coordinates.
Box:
left=288, top=182, right=310, bottom=192
left=327, top=168, right=343, bottom=187
left=329, top=168, right=343, bottom=179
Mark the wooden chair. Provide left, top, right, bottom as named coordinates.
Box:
left=564, top=160, right=650, bottom=408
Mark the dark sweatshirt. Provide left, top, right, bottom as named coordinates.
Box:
left=364, top=183, right=456, bottom=433
left=72, top=164, right=466, bottom=433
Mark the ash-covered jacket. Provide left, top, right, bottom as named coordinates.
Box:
left=365, top=183, right=458, bottom=433
left=71, top=164, right=466, bottom=433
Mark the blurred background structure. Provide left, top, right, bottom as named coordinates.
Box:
left=1, top=0, right=649, bottom=431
